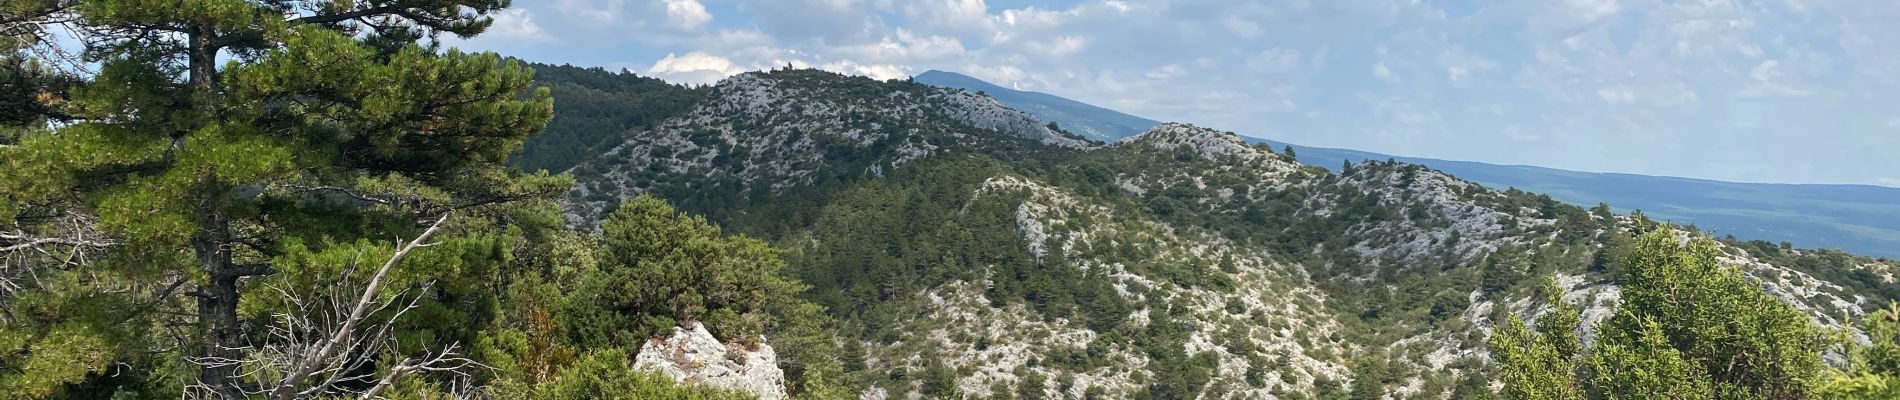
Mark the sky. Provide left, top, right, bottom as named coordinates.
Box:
left=451, top=0, right=1900, bottom=187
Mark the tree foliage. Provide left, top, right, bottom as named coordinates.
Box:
left=1816, top=302, right=1900, bottom=399
left=1493, top=229, right=1830, bottom=400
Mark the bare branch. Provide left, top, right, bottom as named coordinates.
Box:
left=288, top=185, right=395, bottom=206
left=357, top=343, right=479, bottom=400
left=266, top=213, right=451, bottom=400
left=0, top=232, right=114, bottom=253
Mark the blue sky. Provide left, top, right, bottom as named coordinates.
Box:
left=453, top=0, right=1900, bottom=187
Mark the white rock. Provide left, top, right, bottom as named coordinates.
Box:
left=634, top=322, right=788, bottom=400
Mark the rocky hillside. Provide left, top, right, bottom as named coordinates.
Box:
left=553, top=69, right=1897, bottom=399
left=565, top=69, right=1087, bottom=227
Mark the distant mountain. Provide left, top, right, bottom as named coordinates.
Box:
left=914, top=70, right=1159, bottom=142
left=1239, top=140, right=1900, bottom=259
left=913, top=70, right=1900, bottom=258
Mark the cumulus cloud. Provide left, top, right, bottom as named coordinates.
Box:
left=841, top=29, right=967, bottom=61
left=663, top=0, right=712, bottom=29
left=483, top=9, right=551, bottom=42
left=647, top=52, right=747, bottom=85
left=819, top=61, right=910, bottom=81
left=1026, top=35, right=1088, bottom=56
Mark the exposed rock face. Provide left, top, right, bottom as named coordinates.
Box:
left=1120, top=122, right=1272, bottom=161
left=634, top=323, right=787, bottom=400
left=850, top=173, right=1355, bottom=398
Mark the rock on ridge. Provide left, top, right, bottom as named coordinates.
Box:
left=633, top=322, right=787, bottom=400
left=1117, top=122, right=1271, bottom=161
left=708, top=71, right=1089, bottom=149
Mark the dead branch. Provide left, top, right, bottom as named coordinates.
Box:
left=264, top=213, right=449, bottom=400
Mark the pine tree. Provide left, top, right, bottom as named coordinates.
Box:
left=1818, top=302, right=1900, bottom=399
left=1481, top=244, right=1528, bottom=295
left=1490, top=280, right=1584, bottom=400
left=1595, top=230, right=1825, bottom=399
left=1492, top=229, right=1828, bottom=399
left=1, top=1, right=564, bottom=396
left=1590, top=203, right=1615, bottom=222
left=1283, top=145, right=1298, bottom=161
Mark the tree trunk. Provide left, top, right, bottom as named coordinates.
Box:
left=187, top=28, right=244, bottom=398
left=188, top=28, right=217, bottom=115
left=193, top=181, right=243, bottom=398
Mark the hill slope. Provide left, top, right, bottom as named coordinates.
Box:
left=509, top=63, right=706, bottom=173
left=551, top=69, right=1895, bottom=399
left=911, top=70, right=1900, bottom=258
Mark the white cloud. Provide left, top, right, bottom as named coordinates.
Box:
left=1438, top=48, right=1497, bottom=85
left=820, top=61, right=910, bottom=81
left=901, top=0, right=996, bottom=37
left=664, top=0, right=713, bottom=29
left=1026, top=35, right=1088, bottom=56
left=1597, top=87, right=1637, bottom=104
left=1246, top=48, right=1301, bottom=73
left=484, top=9, right=552, bottom=42
left=844, top=29, right=967, bottom=60
left=1567, top=0, right=1621, bottom=24
left=997, top=7, right=1075, bottom=29
left=1222, top=16, right=1262, bottom=38
left=962, top=64, right=1030, bottom=88
left=647, top=52, right=747, bottom=85
left=1146, top=64, right=1185, bottom=80
left=1749, top=59, right=1781, bottom=81
left=1373, top=62, right=1398, bottom=83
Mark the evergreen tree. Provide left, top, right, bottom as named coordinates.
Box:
left=1590, top=203, right=1615, bottom=222
left=0, top=1, right=564, bottom=396
left=1818, top=302, right=1900, bottom=399
left=1595, top=230, right=1825, bottom=399
left=1283, top=145, right=1298, bottom=161
left=1481, top=244, right=1528, bottom=295
left=1492, top=229, right=1828, bottom=400
left=1490, top=281, right=1583, bottom=400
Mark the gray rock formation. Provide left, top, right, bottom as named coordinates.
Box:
left=634, top=323, right=787, bottom=400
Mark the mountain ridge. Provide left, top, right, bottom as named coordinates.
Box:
left=911, top=69, right=1900, bottom=258
left=544, top=67, right=1893, bottom=398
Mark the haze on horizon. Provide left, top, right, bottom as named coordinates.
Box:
left=456, top=0, right=1900, bottom=188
